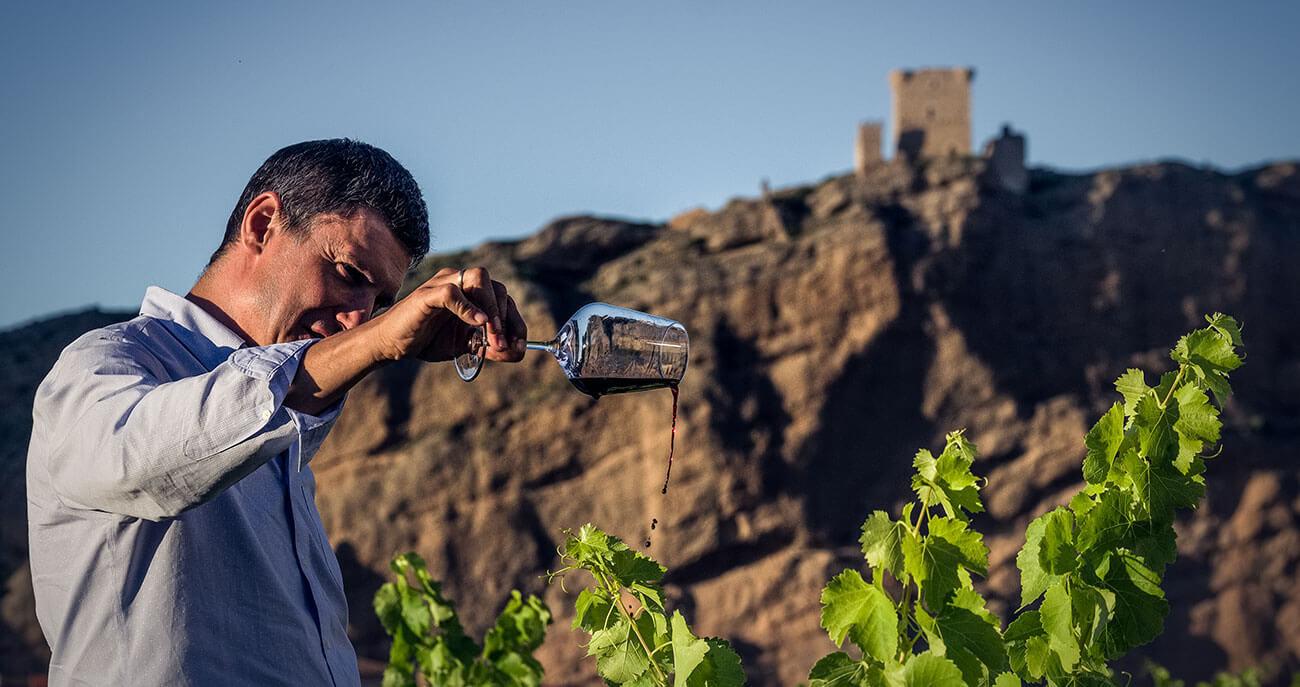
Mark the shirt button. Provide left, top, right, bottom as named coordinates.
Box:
left=261, top=409, right=272, bottom=421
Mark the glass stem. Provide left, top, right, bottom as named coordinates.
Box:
left=525, top=339, right=556, bottom=352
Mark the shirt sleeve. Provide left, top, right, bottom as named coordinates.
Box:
left=31, top=332, right=340, bottom=521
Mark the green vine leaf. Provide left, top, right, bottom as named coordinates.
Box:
left=1004, top=610, right=1052, bottom=681
left=1017, top=513, right=1065, bottom=608
left=1114, top=369, right=1150, bottom=416
left=1091, top=551, right=1169, bottom=659
left=993, top=672, right=1023, bottom=687
left=565, top=523, right=624, bottom=568
left=401, top=592, right=434, bottom=638
left=597, top=628, right=653, bottom=684
left=1040, top=583, right=1080, bottom=672
left=929, top=517, right=989, bottom=577
left=807, top=652, right=872, bottom=687
left=1123, top=447, right=1204, bottom=524
left=1128, top=519, right=1178, bottom=575
left=897, top=509, right=990, bottom=612
left=1173, top=322, right=1243, bottom=405
left=573, top=588, right=615, bottom=632
left=1172, top=383, right=1221, bottom=446
left=911, top=431, right=984, bottom=519
left=902, top=651, right=965, bottom=687
left=1135, top=394, right=1180, bottom=464
left=820, top=569, right=899, bottom=659
left=1074, top=488, right=1129, bottom=555
left=859, top=511, right=911, bottom=581
left=932, top=590, right=1008, bottom=685
left=671, top=611, right=746, bottom=687
left=1038, top=508, right=1078, bottom=576
left=1083, top=402, right=1125, bottom=485
left=1058, top=671, right=1120, bottom=687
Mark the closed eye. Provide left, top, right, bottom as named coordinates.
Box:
left=338, top=262, right=368, bottom=286
left=338, top=262, right=396, bottom=313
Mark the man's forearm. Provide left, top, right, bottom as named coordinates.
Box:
left=285, top=321, right=389, bottom=416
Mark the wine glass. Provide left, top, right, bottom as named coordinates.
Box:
left=453, top=327, right=488, bottom=382
left=455, top=303, right=689, bottom=396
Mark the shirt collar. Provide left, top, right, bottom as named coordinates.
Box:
left=140, top=286, right=248, bottom=370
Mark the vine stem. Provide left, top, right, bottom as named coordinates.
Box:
left=1158, top=366, right=1187, bottom=409
left=894, top=502, right=932, bottom=662
left=598, top=571, right=667, bottom=685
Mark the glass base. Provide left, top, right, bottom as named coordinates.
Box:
left=454, top=325, right=486, bottom=382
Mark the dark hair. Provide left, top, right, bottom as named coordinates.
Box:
left=211, top=139, right=429, bottom=267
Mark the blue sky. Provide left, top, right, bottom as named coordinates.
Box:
left=2, top=1, right=1297, bottom=330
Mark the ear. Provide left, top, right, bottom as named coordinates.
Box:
left=239, top=192, right=284, bottom=253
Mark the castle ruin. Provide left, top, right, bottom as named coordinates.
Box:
left=853, top=66, right=1026, bottom=193
left=890, top=67, right=974, bottom=160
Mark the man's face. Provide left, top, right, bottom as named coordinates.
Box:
left=250, top=207, right=409, bottom=345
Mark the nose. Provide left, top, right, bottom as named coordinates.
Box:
left=336, top=305, right=369, bottom=331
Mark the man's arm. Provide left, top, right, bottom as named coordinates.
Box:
left=32, top=332, right=318, bottom=520
left=31, top=267, right=526, bottom=519
left=284, top=267, right=527, bottom=415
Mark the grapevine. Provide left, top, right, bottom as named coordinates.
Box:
left=548, top=523, right=747, bottom=686
left=373, top=552, right=552, bottom=687
left=811, top=313, right=1245, bottom=686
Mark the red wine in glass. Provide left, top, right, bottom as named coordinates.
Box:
left=457, top=303, right=689, bottom=547
left=456, top=303, right=688, bottom=389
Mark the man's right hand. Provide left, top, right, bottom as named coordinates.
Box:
left=371, top=267, right=527, bottom=364
left=285, top=266, right=527, bottom=416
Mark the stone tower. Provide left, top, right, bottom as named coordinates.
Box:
left=982, top=124, right=1028, bottom=193
left=889, top=67, right=974, bottom=161
left=854, top=121, right=883, bottom=173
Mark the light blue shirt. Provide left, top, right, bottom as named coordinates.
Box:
left=26, top=286, right=360, bottom=687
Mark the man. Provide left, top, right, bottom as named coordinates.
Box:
left=26, top=139, right=526, bottom=686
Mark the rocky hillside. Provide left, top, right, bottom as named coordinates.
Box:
left=2, top=157, right=1299, bottom=685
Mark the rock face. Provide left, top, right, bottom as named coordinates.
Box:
left=3, top=158, right=1300, bottom=685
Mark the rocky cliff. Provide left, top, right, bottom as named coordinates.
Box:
left=2, top=157, right=1299, bottom=685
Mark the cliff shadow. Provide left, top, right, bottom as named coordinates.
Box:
left=372, top=358, right=422, bottom=452
left=788, top=315, right=937, bottom=547
left=703, top=316, right=791, bottom=505
left=786, top=200, right=938, bottom=546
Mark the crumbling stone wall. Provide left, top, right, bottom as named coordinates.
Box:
left=982, top=124, right=1028, bottom=193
